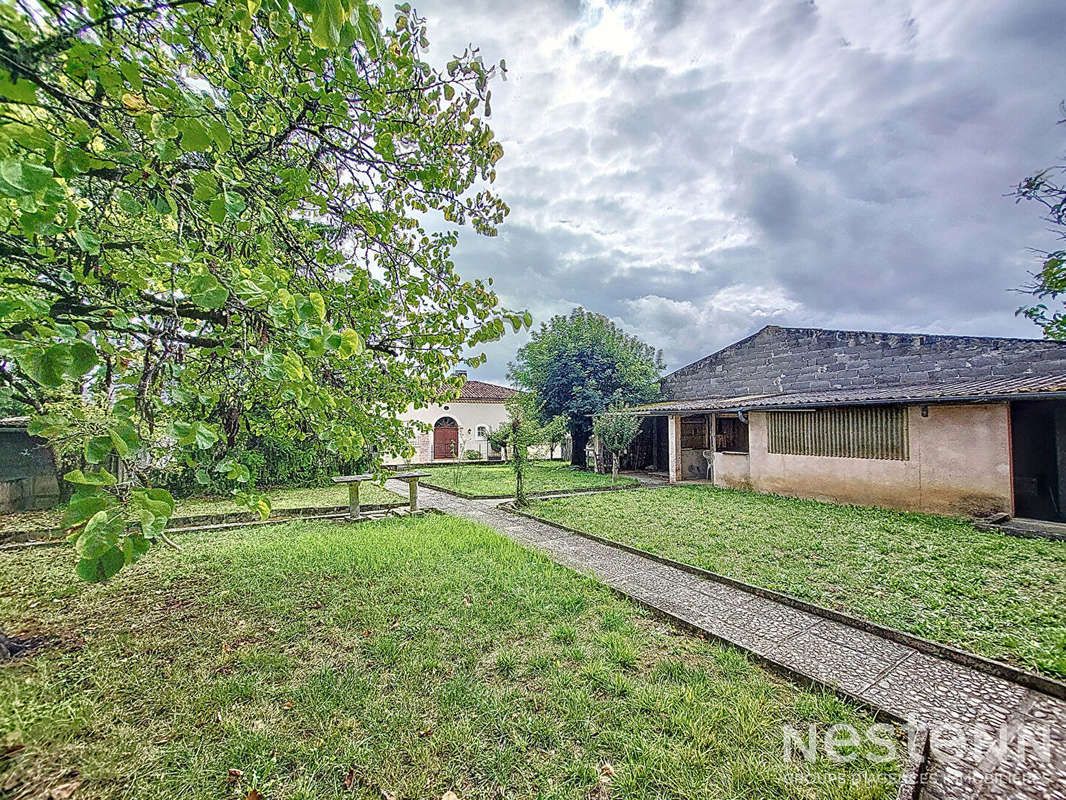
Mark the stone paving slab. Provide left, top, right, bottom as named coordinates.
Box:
left=390, top=480, right=1066, bottom=800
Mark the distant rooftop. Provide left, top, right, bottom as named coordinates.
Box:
left=455, top=380, right=518, bottom=402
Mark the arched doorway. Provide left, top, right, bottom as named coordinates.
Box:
left=433, top=416, right=459, bottom=460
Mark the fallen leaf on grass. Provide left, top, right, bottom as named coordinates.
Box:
left=228, top=768, right=243, bottom=782
left=442, top=792, right=459, bottom=800
left=462, top=595, right=472, bottom=607
left=246, top=791, right=264, bottom=800
left=343, top=769, right=355, bottom=789
left=281, top=701, right=294, bottom=711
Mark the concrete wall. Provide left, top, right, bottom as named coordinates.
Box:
left=718, top=403, right=1012, bottom=516
left=663, top=325, right=1066, bottom=401
left=0, top=428, right=60, bottom=513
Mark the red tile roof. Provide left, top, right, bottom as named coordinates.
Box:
left=455, top=380, right=519, bottom=402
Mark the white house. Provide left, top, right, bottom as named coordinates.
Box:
left=383, top=374, right=518, bottom=465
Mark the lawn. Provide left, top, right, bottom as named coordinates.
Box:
left=527, top=485, right=1066, bottom=679
left=0, top=484, right=403, bottom=537
left=420, top=460, right=638, bottom=497
left=0, top=516, right=899, bottom=799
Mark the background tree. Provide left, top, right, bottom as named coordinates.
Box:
left=1016, top=103, right=1066, bottom=338
left=0, top=0, right=526, bottom=602
left=487, top=394, right=557, bottom=506
left=509, top=308, right=664, bottom=468
left=593, top=407, right=642, bottom=486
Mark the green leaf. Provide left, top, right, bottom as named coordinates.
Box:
left=70, top=340, right=98, bottom=375
left=30, top=344, right=72, bottom=387
left=209, top=119, right=233, bottom=153
left=122, top=533, right=152, bottom=565
left=338, top=328, right=363, bottom=358
left=308, top=291, right=326, bottom=320
left=75, top=510, right=122, bottom=559
left=116, top=190, right=142, bottom=215
left=0, top=158, right=53, bottom=194
left=74, top=227, right=101, bottom=254
left=109, top=419, right=139, bottom=456
left=195, top=468, right=211, bottom=485
left=76, top=546, right=124, bottom=582
left=62, top=489, right=116, bottom=528
left=188, top=273, right=229, bottom=309
left=64, top=468, right=117, bottom=486
left=178, top=118, right=212, bottom=152
left=84, top=436, right=113, bottom=464
left=209, top=195, right=227, bottom=224
left=310, top=0, right=344, bottom=47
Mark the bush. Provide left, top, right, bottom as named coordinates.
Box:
left=464, top=449, right=481, bottom=460
left=158, top=432, right=366, bottom=497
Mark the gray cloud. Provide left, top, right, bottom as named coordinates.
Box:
left=412, top=0, right=1065, bottom=384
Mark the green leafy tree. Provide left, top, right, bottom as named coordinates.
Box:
left=488, top=394, right=555, bottom=506
left=593, top=407, right=642, bottom=486
left=509, top=308, right=664, bottom=467
left=0, top=0, right=526, bottom=607
left=1016, top=104, right=1066, bottom=338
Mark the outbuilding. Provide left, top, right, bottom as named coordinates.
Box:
left=613, top=326, right=1066, bottom=520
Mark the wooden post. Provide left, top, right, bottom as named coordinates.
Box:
left=348, top=481, right=360, bottom=520
left=408, top=478, right=418, bottom=512
left=667, top=414, right=681, bottom=484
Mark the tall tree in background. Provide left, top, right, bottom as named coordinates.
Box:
left=509, top=308, right=663, bottom=468
left=0, top=0, right=525, bottom=602
left=1016, top=103, right=1066, bottom=338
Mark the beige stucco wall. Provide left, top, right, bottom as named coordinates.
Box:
left=715, top=403, right=1012, bottom=516
left=383, top=400, right=512, bottom=465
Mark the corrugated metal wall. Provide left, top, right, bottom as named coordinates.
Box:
left=767, top=406, right=909, bottom=460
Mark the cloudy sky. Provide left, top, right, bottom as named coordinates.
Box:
left=414, top=0, right=1065, bottom=384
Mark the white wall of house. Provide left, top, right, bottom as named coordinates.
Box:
left=383, top=400, right=512, bottom=465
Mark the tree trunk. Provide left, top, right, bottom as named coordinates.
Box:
left=611, top=455, right=618, bottom=487
left=571, top=426, right=590, bottom=468
left=514, top=459, right=525, bottom=507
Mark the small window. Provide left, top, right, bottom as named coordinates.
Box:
left=767, top=406, right=908, bottom=460
left=476, top=425, right=487, bottom=438
left=715, top=416, right=748, bottom=453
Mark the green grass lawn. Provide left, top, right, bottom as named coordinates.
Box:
left=0, top=516, right=898, bottom=799
left=528, top=485, right=1066, bottom=679
left=421, top=460, right=638, bottom=497
left=0, top=484, right=403, bottom=536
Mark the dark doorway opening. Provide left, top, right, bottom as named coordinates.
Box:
left=433, top=417, right=459, bottom=460
left=1011, top=400, right=1066, bottom=522
left=620, top=416, right=669, bottom=473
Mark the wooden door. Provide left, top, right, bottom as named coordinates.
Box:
left=433, top=419, right=459, bottom=459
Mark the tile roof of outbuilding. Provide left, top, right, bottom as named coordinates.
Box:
left=626, top=374, right=1066, bottom=415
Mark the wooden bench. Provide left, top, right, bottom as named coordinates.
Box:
left=390, top=470, right=430, bottom=512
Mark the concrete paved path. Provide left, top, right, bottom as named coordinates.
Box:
left=391, top=480, right=1066, bottom=800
